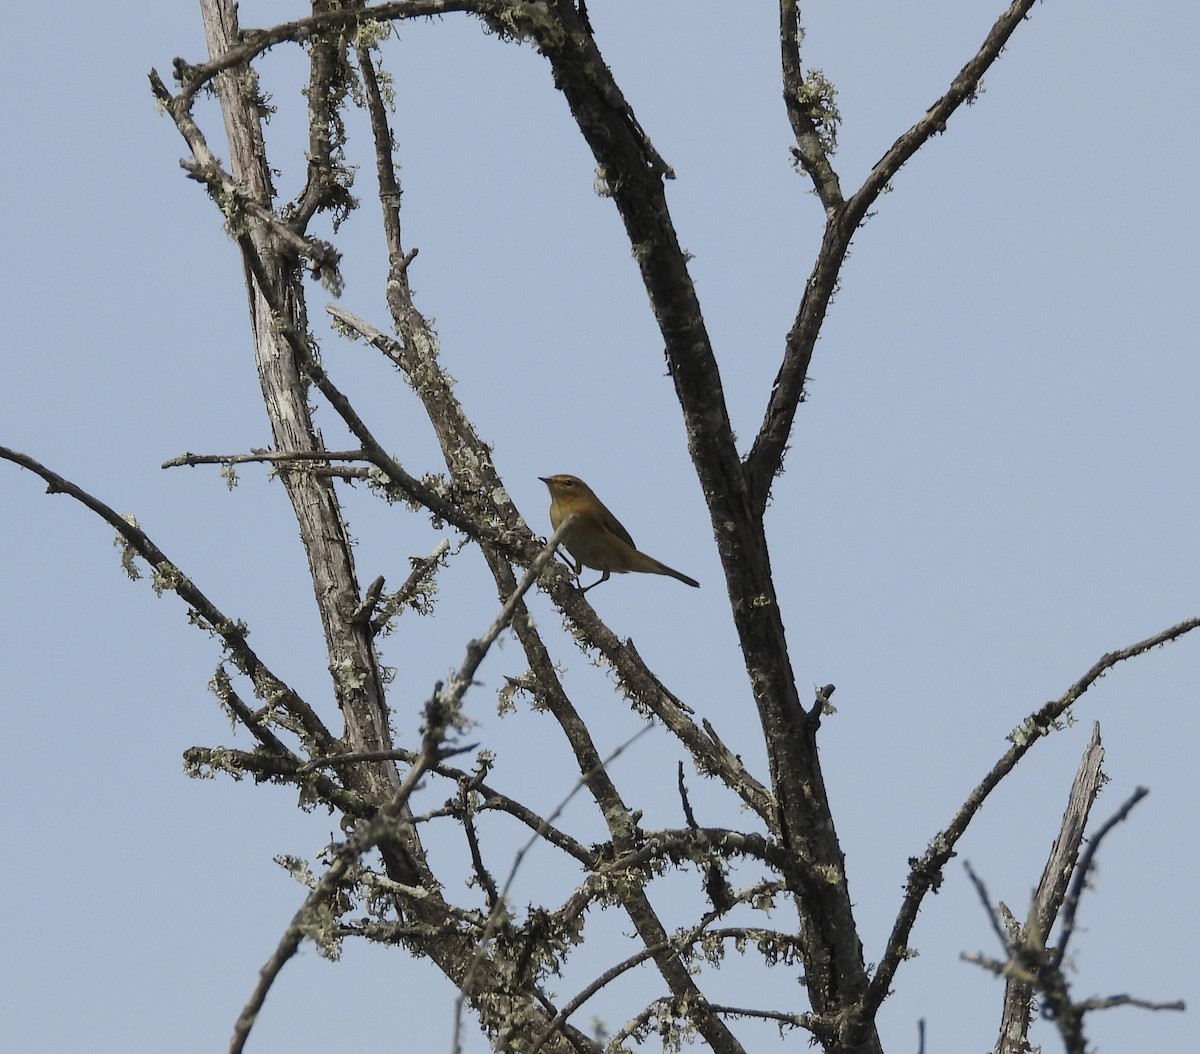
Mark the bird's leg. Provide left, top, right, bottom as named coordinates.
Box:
left=548, top=544, right=580, bottom=575
left=579, top=570, right=611, bottom=594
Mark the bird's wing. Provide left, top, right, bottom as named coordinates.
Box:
left=597, top=499, right=637, bottom=549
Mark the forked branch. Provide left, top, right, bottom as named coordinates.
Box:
left=747, top=0, right=1044, bottom=514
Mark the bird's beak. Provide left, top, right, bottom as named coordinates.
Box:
left=538, top=476, right=550, bottom=485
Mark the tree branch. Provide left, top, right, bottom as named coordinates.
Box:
left=779, top=0, right=843, bottom=211
left=746, top=0, right=1044, bottom=514
left=1, top=445, right=336, bottom=755
left=870, top=618, right=1200, bottom=1012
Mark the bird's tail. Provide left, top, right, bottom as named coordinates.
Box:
left=638, top=553, right=700, bottom=588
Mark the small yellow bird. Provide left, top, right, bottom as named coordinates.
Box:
left=539, top=474, right=700, bottom=592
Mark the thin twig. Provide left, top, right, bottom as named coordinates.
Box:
left=1075, top=994, right=1184, bottom=1013
left=1053, top=785, right=1148, bottom=964
left=162, top=449, right=369, bottom=469
left=461, top=781, right=501, bottom=908
left=707, top=1004, right=811, bottom=1028
left=963, top=862, right=1010, bottom=952
left=370, top=541, right=450, bottom=633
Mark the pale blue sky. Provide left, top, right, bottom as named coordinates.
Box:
left=3, top=3, right=1197, bottom=1051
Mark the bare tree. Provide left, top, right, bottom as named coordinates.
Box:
left=3, top=2, right=1192, bottom=1053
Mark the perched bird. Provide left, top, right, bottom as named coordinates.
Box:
left=539, top=474, right=700, bottom=592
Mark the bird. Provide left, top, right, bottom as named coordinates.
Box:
left=539, top=474, right=700, bottom=593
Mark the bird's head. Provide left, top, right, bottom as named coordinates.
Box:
left=539, top=474, right=605, bottom=521
left=539, top=474, right=592, bottom=500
